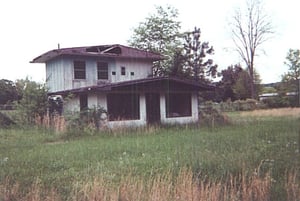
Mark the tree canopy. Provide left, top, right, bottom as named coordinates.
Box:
left=128, top=5, right=182, bottom=76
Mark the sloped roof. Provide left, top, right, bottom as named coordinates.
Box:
left=48, top=76, right=215, bottom=95
left=31, top=44, right=164, bottom=63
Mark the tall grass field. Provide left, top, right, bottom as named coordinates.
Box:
left=0, top=108, right=299, bottom=200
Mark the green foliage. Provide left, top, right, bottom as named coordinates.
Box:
left=128, top=5, right=182, bottom=76
left=283, top=49, right=300, bottom=83
left=178, top=27, right=218, bottom=82
left=0, top=112, right=15, bottom=127
left=233, top=70, right=252, bottom=100
left=202, top=99, right=260, bottom=112
left=14, top=79, right=48, bottom=125
left=218, top=64, right=261, bottom=100
left=281, top=49, right=300, bottom=106
left=65, top=106, right=107, bottom=136
left=0, top=79, right=20, bottom=106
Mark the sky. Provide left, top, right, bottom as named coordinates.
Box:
left=0, top=0, right=299, bottom=84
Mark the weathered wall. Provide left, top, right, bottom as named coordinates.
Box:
left=46, top=57, right=152, bottom=93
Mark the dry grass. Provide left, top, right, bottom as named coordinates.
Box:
left=240, top=108, right=300, bottom=117
left=34, top=114, right=66, bottom=132
left=2, top=169, right=299, bottom=201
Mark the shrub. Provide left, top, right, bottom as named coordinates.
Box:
left=0, top=112, right=15, bottom=127
left=199, top=101, right=229, bottom=126
left=65, top=106, right=107, bottom=136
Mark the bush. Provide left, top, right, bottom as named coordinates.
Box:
left=65, top=106, right=107, bottom=136
left=0, top=112, right=15, bottom=127
left=199, top=101, right=229, bottom=126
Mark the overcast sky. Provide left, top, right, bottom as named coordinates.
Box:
left=0, top=0, right=299, bottom=84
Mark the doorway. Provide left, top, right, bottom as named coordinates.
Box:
left=146, top=93, right=160, bottom=124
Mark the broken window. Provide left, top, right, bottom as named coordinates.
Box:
left=121, top=66, right=126, bottom=75
left=107, top=93, right=140, bottom=121
left=74, top=60, right=86, bottom=79
left=165, top=93, right=192, bottom=118
left=97, top=62, right=108, bottom=79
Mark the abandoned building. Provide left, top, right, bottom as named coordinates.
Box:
left=31, top=44, right=213, bottom=127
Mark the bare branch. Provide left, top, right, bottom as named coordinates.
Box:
left=230, top=0, right=274, bottom=98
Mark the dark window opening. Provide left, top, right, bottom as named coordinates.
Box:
left=80, top=94, right=88, bottom=111
left=166, top=93, right=192, bottom=118
left=74, top=60, right=86, bottom=79
left=130, top=72, right=134, bottom=76
left=121, top=66, right=126, bottom=75
left=97, top=62, right=108, bottom=79
left=107, top=93, right=140, bottom=121
left=112, top=71, right=116, bottom=75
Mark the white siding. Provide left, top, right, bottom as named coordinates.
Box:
left=46, top=59, right=72, bottom=92
left=46, top=57, right=152, bottom=93
left=113, top=59, right=152, bottom=82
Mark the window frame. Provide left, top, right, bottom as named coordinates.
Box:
left=73, top=60, right=86, bottom=79
left=97, top=61, right=109, bottom=80
left=121, top=66, right=126, bottom=76
left=165, top=93, right=192, bottom=118
left=107, top=93, right=140, bottom=121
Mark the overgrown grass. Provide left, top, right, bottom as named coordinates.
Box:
left=0, top=110, right=299, bottom=200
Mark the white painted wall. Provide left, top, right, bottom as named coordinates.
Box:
left=160, top=92, right=199, bottom=125
left=113, top=59, right=153, bottom=82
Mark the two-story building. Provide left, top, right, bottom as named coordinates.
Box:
left=31, top=44, right=213, bottom=128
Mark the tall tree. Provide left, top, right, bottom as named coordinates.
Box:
left=128, top=5, right=182, bottom=76
left=230, top=0, right=273, bottom=99
left=178, top=27, right=218, bottom=82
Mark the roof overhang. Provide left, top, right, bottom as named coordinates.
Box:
left=48, top=76, right=215, bottom=96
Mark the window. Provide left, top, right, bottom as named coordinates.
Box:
left=107, top=93, right=140, bottom=121
left=97, top=62, right=108, bottom=79
left=130, top=72, right=134, bottom=76
left=74, top=60, right=86, bottom=79
left=165, top=93, right=191, bottom=118
left=121, top=66, right=126, bottom=75
left=112, top=71, right=116, bottom=75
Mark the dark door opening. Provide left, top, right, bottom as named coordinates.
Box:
left=146, top=93, right=160, bottom=124
left=79, top=94, right=88, bottom=111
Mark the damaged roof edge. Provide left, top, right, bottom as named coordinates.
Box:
left=30, top=44, right=164, bottom=63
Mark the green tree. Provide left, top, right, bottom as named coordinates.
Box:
left=15, top=78, right=48, bottom=124
left=169, top=27, right=217, bottom=82
left=128, top=5, right=182, bottom=76
left=233, top=70, right=252, bottom=100
left=230, top=0, right=273, bottom=99
left=281, top=49, right=300, bottom=106
left=181, top=27, right=217, bottom=82
left=218, top=64, right=261, bottom=100
left=218, top=64, right=243, bottom=101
